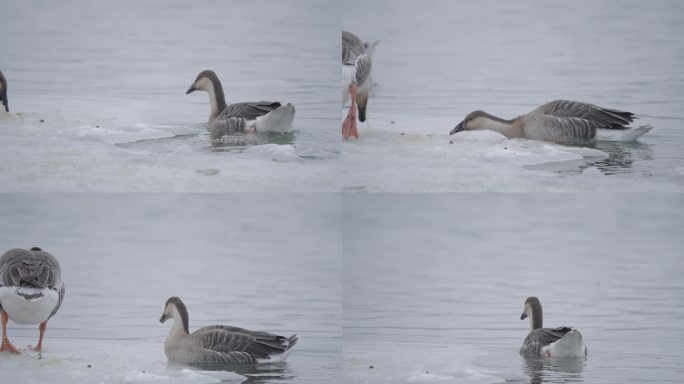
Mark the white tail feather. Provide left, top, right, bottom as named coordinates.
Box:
left=254, top=104, right=295, bottom=133
left=596, top=125, right=653, bottom=141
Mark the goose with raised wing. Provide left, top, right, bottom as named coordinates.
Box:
left=0, top=247, right=65, bottom=354
left=451, top=100, right=652, bottom=143
left=342, top=31, right=372, bottom=140
left=0, top=70, right=8, bottom=112
left=159, top=296, right=299, bottom=365
left=186, top=70, right=295, bottom=136
left=519, top=297, right=587, bottom=358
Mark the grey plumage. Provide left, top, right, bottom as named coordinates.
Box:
left=526, top=100, right=635, bottom=141
left=520, top=326, right=573, bottom=357
left=186, top=70, right=289, bottom=135
left=160, top=297, right=299, bottom=365
left=0, top=247, right=65, bottom=319
left=342, top=31, right=372, bottom=88
left=451, top=99, right=644, bottom=142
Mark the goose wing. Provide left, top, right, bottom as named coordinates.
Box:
left=537, top=100, right=635, bottom=130
left=0, top=248, right=63, bottom=290
left=192, top=325, right=292, bottom=360
left=342, top=31, right=365, bottom=65
left=219, top=101, right=282, bottom=121
left=342, top=31, right=372, bottom=86
left=521, top=326, right=572, bottom=356
left=0, top=248, right=65, bottom=319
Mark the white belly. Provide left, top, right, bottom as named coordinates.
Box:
left=0, top=286, right=58, bottom=324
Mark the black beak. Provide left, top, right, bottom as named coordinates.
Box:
left=520, top=312, right=527, bottom=320
left=160, top=314, right=168, bottom=323
left=185, top=86, right=195, bottom=95
left=0, top=90, right=7, bottom=112
left=449, top=121, right=464, bottom=135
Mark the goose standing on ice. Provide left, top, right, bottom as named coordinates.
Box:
left=0, top=247, right=65, bottom=354
left=186, top=70, right=295, bottom=136
left=450, top=100, right=652, bottom=143
left=519, top=297, right=587, bottom=358
left=159, top=297, right=299, bottom=365
left=342, top=31, right=372, bottom=140
left=0, top=70, right=8, bottom=112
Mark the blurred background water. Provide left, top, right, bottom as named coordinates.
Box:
left=344, top=194, right=684, bottom=383
left=0, top=0, right=339, bottom=192
left=0, top=194, right=341, bottom=383
left=342, top=0, right=684, bottom=191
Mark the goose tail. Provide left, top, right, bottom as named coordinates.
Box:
left=543, top=329, right=587, bottom=358
left=596, top=124, right=653, bottom=141
left=254, top=103, right=295, bottom=133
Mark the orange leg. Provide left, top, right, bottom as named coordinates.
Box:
left=342, top=84, right=359, bottom=140
left=29, top=321, right=47, bottom=352
left=1, top=311, right=20, bottom=354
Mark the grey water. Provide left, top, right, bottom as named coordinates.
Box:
left=344, top=194, right=684, bottom=383
left=342, top=0, right=684, bottom=191
left=0, top=194, right=341, bottom=384
left=0, top=0, right=339, bottom=192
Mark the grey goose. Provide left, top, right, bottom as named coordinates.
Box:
left=186, top=70, right=295, bottom=136
left=160, top=297, right=299, bottom=365
left=520, top=297, right=587, bottom=358
left=342, top=31, right=372, bottom=140
left=0, top=247, right=65, bottom=354
left=451, top=100, right=652, bottom=143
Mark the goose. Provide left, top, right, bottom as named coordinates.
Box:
left=0, top=70, right=8, bottom=112
left=519, top=297, right=587, bottom=358
left=450, top=100, right=652, bottom=143
left=342, top=31, right=372, bottom=140
left=0, top=247, right=65, bottom=354
left=159, top=297, right=299, bottom=365
left=186, top=70, right=295, bottom=136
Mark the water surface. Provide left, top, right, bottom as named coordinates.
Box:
left=0, top=0, right=339, bottom=192
left=344, top=194, right=684, bottom=383
left=342, top=0, right=684, bottom=191
left=0, top=194, right=341, bottom=383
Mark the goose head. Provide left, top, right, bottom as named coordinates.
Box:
left=186, top=70, right=219, bottom=95
left=521, top=296, right=543, bottom=330
left=160, top=296, right=190, bottom=334
left=449, top=110, right=493, bottom=135
left=186, top=70, right=227, bottom=122
left=0, top=70, right=8, bottom=112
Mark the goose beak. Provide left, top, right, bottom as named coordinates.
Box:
left=520, top=312, right=527, bottom=320
left=185, top=85, right=196, bottom=95
left=160, top=314, right=168, bottom=323
left=450, top=121, right=464, bottom=135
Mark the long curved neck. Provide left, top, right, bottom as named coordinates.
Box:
left=529, top=304, right=543, bottom=330
left=207, top=76, right=227, bottom=122
left=479, top=113, right=524, bottom=138
left=171, top=303, right=190, bottom=335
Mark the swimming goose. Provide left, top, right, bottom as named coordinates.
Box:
left=342, top=31, right=372, bottom=140
left=0, top=70, right=8, bottom=112
left=519, top=297, right=587, bottom=358
left=0, top=247, right=65, bottom=354
left=186, top=70, right=295, bottom=136
left=450, top=100, right=652, bottom=143
left=159, top=297, right=299, bottom=365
